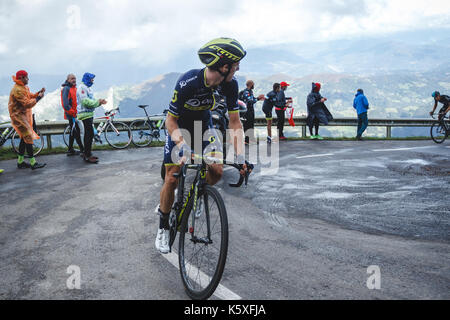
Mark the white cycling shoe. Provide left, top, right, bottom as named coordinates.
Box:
left=155, top=228, right=170, bottom=254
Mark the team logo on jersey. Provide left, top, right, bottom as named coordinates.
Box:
left=171, top=90, right=178, bottom=103
left=179, top=76, right=197, bottom=88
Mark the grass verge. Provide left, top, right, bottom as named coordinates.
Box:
left=0, top=141, right=165, bottom=161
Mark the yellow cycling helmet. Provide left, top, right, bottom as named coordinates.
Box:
left=198, top=37, right=246, bottom=69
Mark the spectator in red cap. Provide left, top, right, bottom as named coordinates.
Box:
left=306, top=82, right=333, bottom=140
left=275, top=81, right=290, bottom=140
left=8, top=70, right=46, bottom=169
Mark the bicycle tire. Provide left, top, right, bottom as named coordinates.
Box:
left=11, top=129, right=45, bottom=157
left=104, top=121, right=132, bottom=149
left=178, top=185, right=228, bottom=300
left=63, top=125, right=70, bottom=147
left=62, top=125, right=82, bottom=151
left=430, top=122, right=447, bottom=144
left=130, top=120, right=153, bottom=147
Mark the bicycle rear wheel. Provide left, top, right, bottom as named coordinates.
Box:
left=104, top=121, right=132, bottom=149
left=11, top=129, right=45, bottom=157
left=130, top=120, right=153, bottom=147
left=178, top=185, right=228, bottom=300
left=430, top=122, right=447, bottom=144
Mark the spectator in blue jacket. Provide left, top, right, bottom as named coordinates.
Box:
left=353, top=89, right=369, bottom=140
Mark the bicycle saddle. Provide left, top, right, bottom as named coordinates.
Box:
left=138, top=105, right=149, bottom=109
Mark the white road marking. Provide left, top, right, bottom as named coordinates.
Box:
left=296, top=153, right=334, bottom=159
left=162, top=251, right=242, bottom=300
left=371, top=146, right=436, bottom=152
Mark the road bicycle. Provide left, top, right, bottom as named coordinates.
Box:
left=63, top=108, right=132, bottom=149
left=129, top=105, right=168, bottom=147
left=430, top=113, right=449, bottom=144
left=167, top=154, right=230, bottom=300
left=0, top=116, right=45, bottom=156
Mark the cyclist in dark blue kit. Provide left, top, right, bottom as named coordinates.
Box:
left=430, top=91, right=450, bottom=121
left=155, top=38, right=250, bottom=253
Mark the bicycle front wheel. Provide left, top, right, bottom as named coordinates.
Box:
left=178, top=185, right=228, bottom=300
left=11, top=129, right=45, bottom=157
left=430, top=122, right=447, bottom=144
left=104, top=122, right=132, bottom=149
left=130, top=120, right=153, bottom=147
left=63, top=125, right=70, bottom=147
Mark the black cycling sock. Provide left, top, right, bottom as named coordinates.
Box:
left=158, top=208, right=170, bottom=230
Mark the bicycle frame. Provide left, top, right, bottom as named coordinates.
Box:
left=93, top=109, right=120, bottom=138
left=139, top=107, right=167, bottom=138
left=169, top=160, right=208, bottom=251
left=0, top=125, right=15, bottom=146
left=432, top=114, right=449, bottom=131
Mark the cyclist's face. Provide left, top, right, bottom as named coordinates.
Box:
left=225, top=62, right=240, bottom=82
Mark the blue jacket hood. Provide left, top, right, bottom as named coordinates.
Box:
left=82, top=73, right=95, bottom=87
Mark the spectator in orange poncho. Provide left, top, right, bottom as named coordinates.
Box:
left=8, top=70, right=46, bottom=169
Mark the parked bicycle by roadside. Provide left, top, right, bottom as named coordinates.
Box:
left=129, top=105, right=168, bottom=147
left=64, top=107, right=132, bottom=150
left=1, top=118, right=44, bottom=157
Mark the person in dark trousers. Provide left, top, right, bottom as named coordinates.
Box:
left=241, top=80, right=264, bottom=144
left=8, top=70, right=46, bottom=170
left=262, top=83, right=280, bottom=144
left=306, top=82, right=332, bottom=140
left=353, top=88, right=369, bottom=140
left=61, top=74, right=84, bottom=155
left=76, top=73, right=107, bottom=164
left=275, top=81, right=290, bottom=140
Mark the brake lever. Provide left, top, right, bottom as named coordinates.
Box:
left=227, top=163, right=252, bottom=187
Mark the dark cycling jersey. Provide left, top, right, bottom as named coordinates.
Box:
left=164, top=68, right=240, bottom=165
left=437, top=95, right=450, bottom=108
left=168, top=68, right=239, bottom=125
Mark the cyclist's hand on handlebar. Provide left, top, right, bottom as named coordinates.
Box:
left=240, top=163, right=250, bottom=176
left=177, top=142, right=193, bottom=165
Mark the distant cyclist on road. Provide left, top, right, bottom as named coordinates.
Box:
left=155, top=38, right=250, bottom=254
left=430, top=91, right=450, bottom=121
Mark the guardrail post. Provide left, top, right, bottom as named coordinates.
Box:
left=46, top=134, right=52, bottom=150
left=386, top=126, right=392, bottom=139
left=302, top=125, right=306, bottom=138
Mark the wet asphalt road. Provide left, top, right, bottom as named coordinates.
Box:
left=0, top=140, right=449, bottom=300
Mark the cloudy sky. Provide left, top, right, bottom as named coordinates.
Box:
left=1, top=0, right=449, bottom=81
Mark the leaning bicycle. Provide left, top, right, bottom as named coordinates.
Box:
left=430, top=113, right=449, bottom=144
left=0, top=116, right=45, bottom=156
left=63, top=108, right=132, bottom=149
left=130, top=105, right=168, bottom=147
left=168, top=154, right=229, bottom=300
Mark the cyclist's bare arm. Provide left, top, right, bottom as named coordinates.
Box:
left=228, top=112, right=250, bottom=174
left=430, top=101, right=438, bottom=115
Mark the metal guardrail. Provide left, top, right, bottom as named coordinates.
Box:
left=0, top=117, right=438, bottom=150
left=254, top=117, right=437, bottom=139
